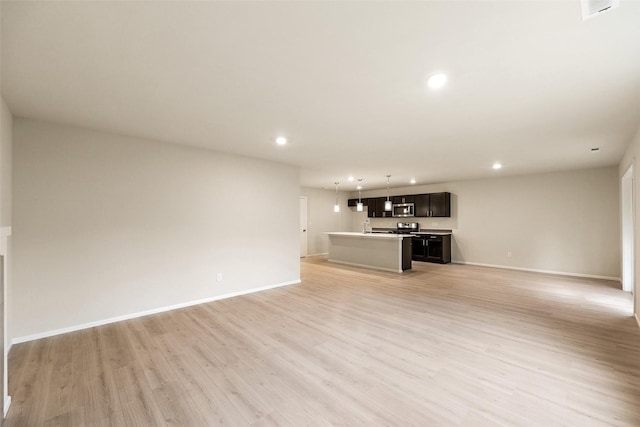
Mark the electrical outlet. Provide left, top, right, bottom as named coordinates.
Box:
left=507, top=250, right=512, bottom=257
left=216, top=273, right=223, bottom=282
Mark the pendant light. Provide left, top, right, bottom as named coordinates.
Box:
left=333, top=182, right=340, bottom=213
left=356, top=179, right=364, bottom=212
left=384, top=174, right=392, bottom=211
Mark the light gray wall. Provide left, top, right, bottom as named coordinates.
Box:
left=0, top=95, right=13, bottom=417
left=619, top=122, right=640, bottom=319
left=349, top=167, right=620, bottom=279
left=0, top=99, right=11, bottom=228
left=300, top=187, right=349, bottom=256
left=12, top=119, right=300, bottom=341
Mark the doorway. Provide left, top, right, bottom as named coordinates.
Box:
left=622, top=164, right=634, bottom=297
left=300, top=196, right=308, bottom=258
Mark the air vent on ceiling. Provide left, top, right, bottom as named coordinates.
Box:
left=581, top=0, right=619, bottom=20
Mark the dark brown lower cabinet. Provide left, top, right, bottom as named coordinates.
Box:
left=412, top=234, right=451, bottom=264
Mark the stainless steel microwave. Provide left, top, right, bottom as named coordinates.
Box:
left=392, top=203, right=415, bottom=217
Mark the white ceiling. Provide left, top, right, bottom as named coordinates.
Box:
left=2, top=1, right=640, bottom=190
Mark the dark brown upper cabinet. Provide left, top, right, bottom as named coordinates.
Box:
left=356, top=192, right=450, bottom=218
left=392, top=195, right=415, bottom=204
left=367, top=197, right=393, bottom=218
left=414, top=194, right=430, bottom=217
left=414, top=192, right=450, bottom=217
left=429, top=192, right=450, bottom=217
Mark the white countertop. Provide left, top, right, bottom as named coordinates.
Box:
left=325, top=232, right=414, bottom=239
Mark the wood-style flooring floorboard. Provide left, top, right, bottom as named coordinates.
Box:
left=5, top=258, right=640, bottom=426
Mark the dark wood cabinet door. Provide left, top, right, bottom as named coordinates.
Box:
left=367, top=192, right=449, bottom=218
left=347, top=198, right=357, bottom=207
left=367, top=198, right=389, bottom=217
left=374, top=197, right=384, bottom=217
left=367, top=198, right=377, bottom=217
left=429, top=192, right=451, bottom=217
left=414, top=194, right=430, bottom=217
left=412, top=237, right=426, bottom=260
left=392, top=195, right=416, bottom=204
left=413, top=235, right=451, bottom=263
left=378, top=197, right=393, bottom=217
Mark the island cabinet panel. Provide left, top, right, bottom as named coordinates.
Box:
left=326, top=232, right=413, bottom=272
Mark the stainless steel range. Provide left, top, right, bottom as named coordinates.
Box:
left=396, top=222, right=419, bottom=234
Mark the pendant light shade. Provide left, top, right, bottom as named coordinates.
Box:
left=334, top=182, right=340, bottom=213
left=384, top=175, right=392, bottom=211
left=356, top=178, right=364, bottom=211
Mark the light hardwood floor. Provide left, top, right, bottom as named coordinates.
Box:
left=5, top=258, right=640, bottom=426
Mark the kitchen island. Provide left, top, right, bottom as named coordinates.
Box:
left=325, top=232, right=413, bottom=273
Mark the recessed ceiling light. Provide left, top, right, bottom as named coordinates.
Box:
left=410, top=178, right=416, bottom=184
left=348, top=176, right=354, bottom=181
left=356, top=185, right=362, bottom=190
left=492, top=162, right=502, bottom=170
left=275, top=136, right=287, bottom=145
left=427, top=72, right=448, bottom=90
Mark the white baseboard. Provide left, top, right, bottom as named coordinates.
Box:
left=4, top=395, right=10, bottom=418
left=451, top=260, right=621, bottom=282
left=304, top=252, right=328, bottom=257
left=11, top=279, right=301, bottom=345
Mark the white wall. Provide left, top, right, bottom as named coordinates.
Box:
left=12, top=119, right=300, bottom=341
left=299, top=187, right=349, bottom=255
left=0, top=96, right=13, bottom=417
left=0, top=100, right=11, bottom=228
left=619, top=122, right=640, bottom=319
left=0, top=2, right=12, bottom=415
left=349, top=167, right=620, bottom=279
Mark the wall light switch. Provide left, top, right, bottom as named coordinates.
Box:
left=216, top=273, right=223, bottom=282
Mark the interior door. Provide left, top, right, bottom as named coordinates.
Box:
left=300, top=196, right=308, bottom=257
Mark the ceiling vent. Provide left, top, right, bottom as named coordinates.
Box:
left=581, top=0, right=619, bottom=20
